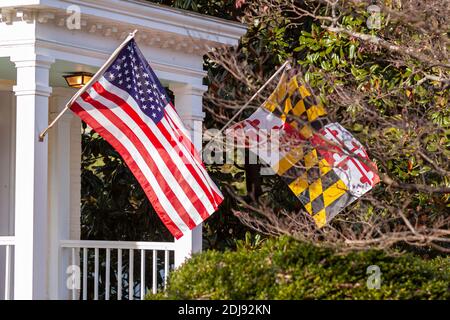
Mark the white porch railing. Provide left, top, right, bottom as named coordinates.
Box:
left=0, top=236, right=14, bottom=300
left=60, top=240, right=175, bottom=300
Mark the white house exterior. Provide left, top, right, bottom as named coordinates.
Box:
left=0, top=0, right=246, bottom=300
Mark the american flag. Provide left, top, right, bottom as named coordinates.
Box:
left=70, top=38, right=223, bottom=239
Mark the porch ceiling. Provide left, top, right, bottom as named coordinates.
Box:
left=0, top=59, right=179, bottom=89
left=0, top=58, right=15, bottom=83
left=0, top=58, right=99, bottom=88
left=49, top=59, right=170, bottom=88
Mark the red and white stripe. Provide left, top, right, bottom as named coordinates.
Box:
left=70, top=77, right=223, bottom=239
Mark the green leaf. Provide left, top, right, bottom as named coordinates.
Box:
left=349, top=44, right=356, bottom=59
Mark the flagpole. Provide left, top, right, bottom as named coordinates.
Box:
left=204, top=59, right=291, bottom=150
left=38, top=29, right=139, bottom=142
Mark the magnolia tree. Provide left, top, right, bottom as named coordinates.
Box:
left=202, top=0, right=450, bottom=252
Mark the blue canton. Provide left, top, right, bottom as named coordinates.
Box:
left=104, top=39, right=170, bottom=123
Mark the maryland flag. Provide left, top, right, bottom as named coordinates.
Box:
left=228, top=71, right=379, bottom=227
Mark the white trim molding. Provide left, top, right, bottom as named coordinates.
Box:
left=0, top=0, right=247, bottom=55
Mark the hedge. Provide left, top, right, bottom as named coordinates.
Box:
left=148, top=236, right=449, bottom=300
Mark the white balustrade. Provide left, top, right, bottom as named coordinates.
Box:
left=0, top=236, right=14, bottom=300
left=60, top=240, right=175, bottom=300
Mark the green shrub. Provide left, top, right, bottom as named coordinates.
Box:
left=148, top=237, right=449, bottom=300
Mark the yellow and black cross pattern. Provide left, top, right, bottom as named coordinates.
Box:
left=262, top=73, right=327, bottom=139
left=282, top=149, right=353, bottom=227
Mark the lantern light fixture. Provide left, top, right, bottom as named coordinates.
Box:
left=63, top=72, right=94, bottom=88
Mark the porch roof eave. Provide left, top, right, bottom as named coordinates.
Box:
left=0, top=0, right=247, bottom=47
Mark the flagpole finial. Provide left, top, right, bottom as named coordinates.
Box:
left=285, top=58, right=297, bottom=77
left=285, top=58, right=294, bottom=71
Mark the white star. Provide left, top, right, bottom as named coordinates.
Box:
left=139, top=90, right=144, bottom=95
left=160, top=94, right=166, bottom=99
left=124, top=63, right=128, bottom=68
left=152, top=113, right=156, bottom=118
left=143, top=73, right=149, bottom=78
left=142, top=105, right=147, bottom=110
left=127, top=84, right=132, bottom=89
left=152, top=84, right=157, bottom=89
left=115, top=65, right=121, bottom=71
left=145, top=81, right=150, bottom=86
left=118, top=80, right=123, bottom=85
left=109, top=73, right=115, bottom=80
left=124, top=70, right=129, bottom=75
left=137, top=82, right=142, bottom=87
left=157, top=107, right=161, bottom=111
left=150, top=105, right=155, bottom=109
left=140, top=97, right=145, bottom=102
left=126, top=77, right=131, bottom=82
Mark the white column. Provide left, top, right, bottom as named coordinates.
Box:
left=11, top=53, right=54, bottom=300
left=47, top=89, right=76, bottom=300
left=169, top=83, right=207, bottom=268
